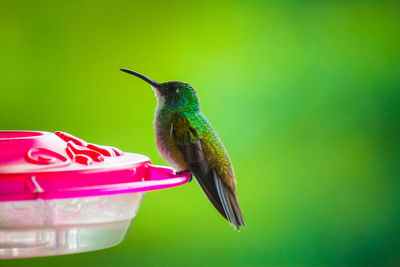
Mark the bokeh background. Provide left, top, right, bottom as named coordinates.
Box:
left=1, top=0, right=400, bottom=266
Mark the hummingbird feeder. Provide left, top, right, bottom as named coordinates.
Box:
left=0, top=131, right=190, bottom=259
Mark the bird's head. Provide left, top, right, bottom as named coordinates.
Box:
left=121, top=68, right=199, bottom=111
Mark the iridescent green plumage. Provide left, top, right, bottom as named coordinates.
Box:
left=121, top=69, right=245, bottom=230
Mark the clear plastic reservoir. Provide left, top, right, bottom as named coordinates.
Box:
left=0, top=192, right=144, bottom=258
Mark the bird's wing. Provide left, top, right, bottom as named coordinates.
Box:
left=171, top=113, right=245, bottom=229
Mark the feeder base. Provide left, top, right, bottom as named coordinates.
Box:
left=0, top=220, right=134, bottom=258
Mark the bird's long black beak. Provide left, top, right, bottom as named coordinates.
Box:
left=120, top=68, right=160, bottom=87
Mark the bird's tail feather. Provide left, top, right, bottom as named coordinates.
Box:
left=214, top=172, right=245, bottom=230
left=194, top=168, right=245, bottom=230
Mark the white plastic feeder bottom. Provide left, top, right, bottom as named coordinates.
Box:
left=0, top=193, right=144, bottom=258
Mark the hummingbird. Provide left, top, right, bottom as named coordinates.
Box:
left=120, top=68, right=245, bottom=230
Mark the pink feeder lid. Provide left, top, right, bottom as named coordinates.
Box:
left=0, top=131, right=190, bottom=201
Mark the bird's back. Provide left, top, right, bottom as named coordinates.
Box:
left=188, top=112, right=237, bottom=192
left=157, top=109, right=235, bottom=188
left=156, top=108, right=244, bottom=229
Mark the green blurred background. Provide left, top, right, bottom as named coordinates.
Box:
left=1, top=0, right=400, bottom=266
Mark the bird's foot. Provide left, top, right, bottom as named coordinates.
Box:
left=176, top=169, right=193, bottom=182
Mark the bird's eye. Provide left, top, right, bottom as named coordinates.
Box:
left=170, top=86, right=179, bottom=93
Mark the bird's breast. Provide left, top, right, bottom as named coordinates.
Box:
left=153, top=108, right=187, bottom=170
